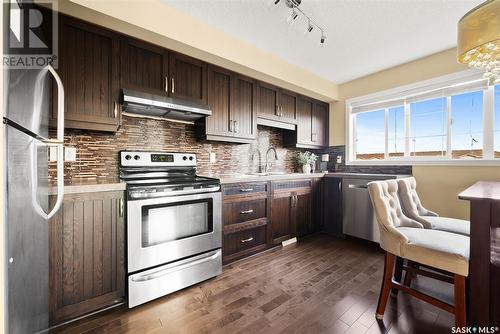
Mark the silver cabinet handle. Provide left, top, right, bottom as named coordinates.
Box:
left=119, top=198, right=124, bottom=217
left=240, top=209, right=254, bottom=214
left=32, top=65, right=65, bottom=220
left=171, top=77, right=175, bottom=94
left=239, top=188, right=254, bottom=192
left=114, top=101, right=118, bottom=118
left=234, top=120, right=238, bottom=133
left=280, top=105, right=283, bottom=117
left=311, top=133, right=317, bottom=142
left=241, top=237, right=254, bottom=243
left=165, top=76, right=168, bottom=93
left=229, top=119, right=233, bottom=132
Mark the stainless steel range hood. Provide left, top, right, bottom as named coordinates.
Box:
left=121, top=89, right=211, bottom=122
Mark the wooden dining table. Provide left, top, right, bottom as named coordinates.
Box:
left=459, top=181, right=500, bottom=327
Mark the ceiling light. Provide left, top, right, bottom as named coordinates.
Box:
left=287, top=10, right=298, bottom=24
left=320, top=33, right=326, bottom=45
left=457, top=0, right=500, bottom=85
left=273, top=0, right=327, bottom=46
left=304, top=21, right=314, bottom=34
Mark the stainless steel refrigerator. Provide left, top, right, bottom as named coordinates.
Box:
left=3, top=56, right=64, bottom=334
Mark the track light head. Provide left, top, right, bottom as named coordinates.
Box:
left=274, top=0, right=281, bottom=4
left=287, top=10, right=298, bottom=23
left=304, top=22, right=314, bottom=34
left=320, top=34, right=326, bottom=45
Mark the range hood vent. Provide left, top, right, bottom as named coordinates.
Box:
left=121, top=89, right=211, bottom=122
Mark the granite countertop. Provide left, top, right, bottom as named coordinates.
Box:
left=49, top=178, right=126, bottom=195
left=216, top=172, right=327, bottom=184
left=325, top=172, right=412, bottom=179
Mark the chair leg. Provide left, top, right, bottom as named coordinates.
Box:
left=454, top=274, right=466, bottom=327
left=392, top=257, right=404, bottom=294
left=376, top=252, right=395, bottom=320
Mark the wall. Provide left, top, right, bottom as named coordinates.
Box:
left=48, top=117, right=304, bottom=183
left=49, top=0, right=338, bottom=103
left=0, top=0, right=5, bottom=331
left=331, top=48, right=500, bottom=219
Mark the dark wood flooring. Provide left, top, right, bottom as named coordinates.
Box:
left=51, top=234, right=455, bottom=334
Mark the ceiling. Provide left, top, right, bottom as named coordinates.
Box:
left=164, top=0, right=482, bottom=84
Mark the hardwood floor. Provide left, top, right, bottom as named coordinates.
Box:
left=51, top=234, right=454, bottom=334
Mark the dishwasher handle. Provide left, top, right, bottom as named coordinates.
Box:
left=347, top=184, right=368, bottom=189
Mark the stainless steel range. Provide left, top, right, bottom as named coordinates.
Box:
left=120, top=151, right=222, bottom=308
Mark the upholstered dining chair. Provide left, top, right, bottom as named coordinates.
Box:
left=397, top=177, right=470, bottom=236
left=368, top=179, right=469, bottom=327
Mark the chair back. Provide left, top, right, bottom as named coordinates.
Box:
left=397, top=177, right=438, bottom=228
left=367, top=180, right=422, bottom=255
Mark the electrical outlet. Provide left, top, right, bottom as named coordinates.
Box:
left=336, top=156, right=342, bottom=164
left=209, top=152, right=216, bottom=163
left=64, top=147, right=77, bottom=162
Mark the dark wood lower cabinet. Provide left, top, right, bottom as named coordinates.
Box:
left=49, top=191, right=125, bottom=326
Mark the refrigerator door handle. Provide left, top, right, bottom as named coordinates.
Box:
left=31, top=65, right=65, bottom=219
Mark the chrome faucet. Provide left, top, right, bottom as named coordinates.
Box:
left=252, top=149, right=262, bottom=173
left=265, top=147, right=278, bottom=173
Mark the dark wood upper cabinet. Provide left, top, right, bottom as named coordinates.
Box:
left=296, top=97, right=314, bottom=145
left=284, top=97, right=329, bottom=149
left=231, top=74, right=257, bottom=140
left=312, top=101, right=329, bottom=147
left=204, top=65, right=233, bottom=138
left=257, top=83, right=297, bottom=126
left=199, top=66, right=256, bottom=143
left=120, top=37, right=169, bottom=94
left=53, top=16, right=120, bottom=132
left=49, top=191, right=125, bottom=325
left=169, top=52, right=207, bottom=104
left=258, top=83, right=279, bottom=119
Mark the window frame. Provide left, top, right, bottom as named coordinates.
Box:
left=346, top=70, right=497, bottom=166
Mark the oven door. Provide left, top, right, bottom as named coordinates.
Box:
left=127, top=190, right=221, bottom=273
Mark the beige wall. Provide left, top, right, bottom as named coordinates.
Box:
left=0, top=1, right=5, bottom=332
left=59, top=0, right=338, bottom=102
left=332, top=48, right=500, bottom=219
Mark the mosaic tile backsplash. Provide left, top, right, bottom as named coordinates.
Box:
left=48, top=116, right=305, bottom=183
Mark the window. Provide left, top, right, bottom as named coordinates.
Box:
left=355, top=109, right=385, bottom=160
left=451, top=91, right=483, bottom=159
left=409, top=97, right=447, bottom=157
left=347, top=70, right=498, bottom=165
left=495, top=85, right=500, bottom=158
left=388, top=106, right=405, bottom=157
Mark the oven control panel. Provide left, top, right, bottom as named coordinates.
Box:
left=120, top=151, right=196, bottom=167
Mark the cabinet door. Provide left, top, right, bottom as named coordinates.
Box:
left=295, top=191, right=312, bottom=237
left=258, top=83, right=279, bottom=119
left=55, top=16, right=120, bottom=132
left=279, top=90, right=297, bottom=122
left=312, top=102, right=329, bottom=147
left=323, top=177, right=343, bottom=237
left=49, top=191, right=125, bottom=325
left=206, top=65, right=233, bottom=137
left=120, top=37, right=169, bottom=94
left=169, top=52, right=207, bottom=104
left=271, top=194, right=293, bottom=245
left=232, top=74, right=257, bottom=140
left=296, top=97, right=313, bottom=145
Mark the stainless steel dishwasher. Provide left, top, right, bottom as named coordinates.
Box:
left=342, top=178, right=380, bottom=242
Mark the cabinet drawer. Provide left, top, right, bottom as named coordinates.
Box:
left=223, top=225, right=267, bottom=257
left=223, top=182, right=267, bottom=197
left=223, top=198, right=267, bottom=226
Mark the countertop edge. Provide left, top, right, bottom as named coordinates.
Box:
left=49, top=182, right=126, bottom=195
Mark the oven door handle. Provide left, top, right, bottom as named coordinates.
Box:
left=131, top=250, right=221, bottom=282
left=129, top=185, right=221, bottom=199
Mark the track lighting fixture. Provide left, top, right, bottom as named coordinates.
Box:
left=273, top=0, right=326, bottom=45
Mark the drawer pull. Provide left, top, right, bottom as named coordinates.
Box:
left=241, top=237, right=254, bottom=243
left=239, top=188, right=254, bottom=192
left=240, top=209, right=254, bottom=214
